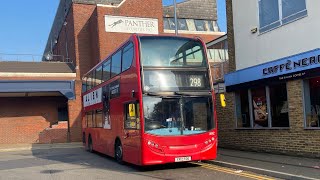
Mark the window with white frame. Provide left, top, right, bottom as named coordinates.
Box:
left=235, top=83, right=289, bottom=128
left=259, top=0, right=307, bottom=33
left=163, top=18, right=218, bottom=32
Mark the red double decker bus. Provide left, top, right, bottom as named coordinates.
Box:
left=82, top=35, right=217, bottom=165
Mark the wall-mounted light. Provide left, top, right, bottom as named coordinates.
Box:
left=251, top=27, right=258, bottom=34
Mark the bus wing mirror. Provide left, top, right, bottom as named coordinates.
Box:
left=220, top=94, right=226, bottom=107
left=129, top=103, right=136, bottom=117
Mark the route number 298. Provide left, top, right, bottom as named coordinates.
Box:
left=189, top=77, right=202, bottom=87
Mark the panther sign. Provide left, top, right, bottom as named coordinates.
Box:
left=105, top=15, right=159, bottom=34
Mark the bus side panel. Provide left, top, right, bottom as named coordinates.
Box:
left=91, top=128, right=115, bottom=157
left=99, top=129, right=117, bottom=157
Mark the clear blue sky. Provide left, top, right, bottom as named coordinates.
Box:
left=0, top=0, right=226, bottom=56
left=0, top=1, right=59, bottom=55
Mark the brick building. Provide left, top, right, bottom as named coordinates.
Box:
left=0, top=61, right=76, bottom=144
left=12, top=0, right=223, bottom=144
left=219, top=0, right=320, bottom=157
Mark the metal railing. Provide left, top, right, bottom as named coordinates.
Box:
left=0, top=53, right=71, bottom=63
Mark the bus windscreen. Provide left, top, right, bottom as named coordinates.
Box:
left=143, top=96, right=214, bottom=136
left=140, top=37, right=207, bottom=67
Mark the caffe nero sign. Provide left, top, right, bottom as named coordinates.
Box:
left=262, top=51, right=320, bottom=80
left=224, top=49, right=320, bottom=89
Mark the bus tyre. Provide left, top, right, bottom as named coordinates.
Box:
left=115, top=141, right=123, bottom=164
left=88, top=136, right=93, bottom=153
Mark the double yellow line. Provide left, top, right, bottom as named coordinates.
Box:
left=192, top=162, right=276, bottom=180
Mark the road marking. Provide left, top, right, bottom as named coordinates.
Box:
left=192, top=162, right=276, bottom=180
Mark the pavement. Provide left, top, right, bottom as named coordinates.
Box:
left=0, top=143, right=319, bottom=180
left=208, top=148, right=320, bottom=180
left=0, top=142, right=83, bottom=152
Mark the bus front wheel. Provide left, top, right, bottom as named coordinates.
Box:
left=115, top=141, right=123, bottom=163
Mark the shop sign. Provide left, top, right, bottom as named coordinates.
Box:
left=225, top=49, right=320, bottom=89
left=263, top=54, right=320, bottom=76
left=278, top=72, right=306, bottom=80
left=105, top=15, right=159, bottom=34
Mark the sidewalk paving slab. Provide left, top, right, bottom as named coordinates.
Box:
left=207, top=148, right=320, bottom=180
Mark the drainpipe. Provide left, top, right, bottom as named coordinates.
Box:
left=67, top=100, right=71, bottom=143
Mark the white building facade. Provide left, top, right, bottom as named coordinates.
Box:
left=220, top=0, right=320, bottom=157
left=233, top=0, right=320, bottom=70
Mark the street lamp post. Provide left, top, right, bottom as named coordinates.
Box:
left=174, top=0, right=178, bottom=35
left=64, top=21, right=69, bottom=62
left=63, top=22, right=71, bottom=143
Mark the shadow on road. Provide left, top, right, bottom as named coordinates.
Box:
left=15, top=144, right=201, bottom=179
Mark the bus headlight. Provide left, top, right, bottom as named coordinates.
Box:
left=204, top=137, right=215, bottom=146
left=147, top=140, right=163, bottom=153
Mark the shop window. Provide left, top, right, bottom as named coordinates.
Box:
left=269, top=83, right=289, bottom=127
left=259, top=0, right=307, bottom=33
left=304, top=77, right=320, bottom=128
left=251, top=87, right=268, bottom=128
left=235, top=90, right=251, bottom=128
left=235, top=84, right=289, bottom=129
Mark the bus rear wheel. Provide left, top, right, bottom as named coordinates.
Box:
left=88, top=136, right=93, bottom=153
left=115, top=141, right=123, bottom=163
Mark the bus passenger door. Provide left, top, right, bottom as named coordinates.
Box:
left=122, top=102, right=141, bottom=164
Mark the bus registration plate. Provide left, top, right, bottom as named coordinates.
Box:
left=175, top=156, right=191, bottom=162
